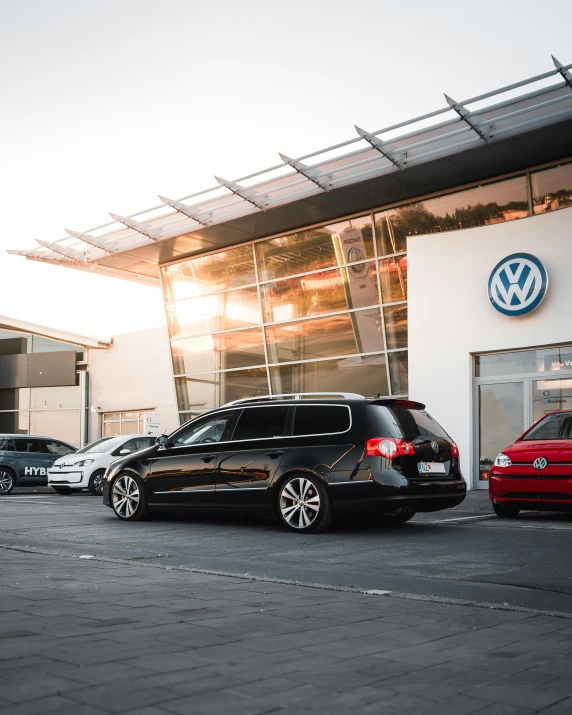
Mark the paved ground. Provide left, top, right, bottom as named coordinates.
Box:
left=4, top=490, right=572, bottom=613
left=3, top=491, right=572, bottom=713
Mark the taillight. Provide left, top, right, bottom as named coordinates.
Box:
left=450, top=442, right=459, bottom=457
left=366, top=437, right=415, bottom=458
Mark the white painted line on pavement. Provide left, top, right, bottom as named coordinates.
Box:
left=0, top=499, right=59, bottom=504
left=426, top=515, right=494, bottom=523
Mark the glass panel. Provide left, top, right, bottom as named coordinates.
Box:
left=166, top=287, right=261, bottom=339
left=175, top=368, right=269, bottom=412
left=32, top=335, right=84, bottom=358
left=120, top=420, right=139, bottom=435
left=389, top=351, right=408, bottom=395
left=478, top=382, right=524, bottom=481
left=0, top=388, right=30, bottom=411
left=531, top=163, right=572, bottom=215
left=161, top=244, right=256, bottom=301
left=232, top=406, right=289, bottom=440
left=532, top=378, right=572, bottom=422
left=43, top=440, right=75, bottom=455
left=270, top=354, right=388, bottom=397
left=29, top=411, right=80, bottom=446
left=30, top=386, right=80, bottom=410
left=265, top=309, right=384, bottom=364
left=103, top=412, right=121, bottom=420
left=379, top=255, right=407, bottom=304
left=261, top=263, right=378, bottom=323
left=103, top=421, right=120, bottom=437
left=375, top=176, right=528, bottom=255
left=172, top=329, right=266, bottom=375
left=475, top=346, right=572, bottom=377
left=256, top=215, right=374, bottom=281
left=384, top=304, right=408, bottom=350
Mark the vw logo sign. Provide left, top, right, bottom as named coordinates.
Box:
left=431, top=441, right=439, bottom=454
left=533, top=457, right=548, bottom=470
left=488, top=253, right=548, bottom=317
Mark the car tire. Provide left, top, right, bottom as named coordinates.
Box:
left=52, top=487, right=73, bottom=495
left=492, top=502, right=520, bottom=518
left=277, top=474, right=333, bottom=533
left=88, top=470, right=105, bottom=496
left=0, top=468, right=15, bottom=495
left=381, top=510, right=416, bottom=525
left=111, top=473, right=148, bottom=522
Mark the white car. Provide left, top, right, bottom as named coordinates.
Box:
left=48, top=435, right=157, bottom=496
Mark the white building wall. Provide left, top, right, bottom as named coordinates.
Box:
left=407, top=207, right=572, bottom=489
left=87, top=327, right=178, bottom=440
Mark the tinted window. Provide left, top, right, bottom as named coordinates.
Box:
left=523, top=413, right=572, bottom=441
left=232, top=406, right=289, bottom=441
left=171, top=413, right=235, bottom=446
left=293, top=405, right=350, bottom=436
left=13, top=438, right=42, bottom=453
left=0, top=439, right=14, bottom=452
left=43, top=440, right=75, bottom=456
left=367, top=405, right=449, bottom=441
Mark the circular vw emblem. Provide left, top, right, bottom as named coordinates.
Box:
left=431, top=441, right=439, bottom=454
left=488, top=253, right=548, bottom=317
left=533, top=457, right=548, bottom=470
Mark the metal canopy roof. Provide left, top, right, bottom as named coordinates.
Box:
left=0, top=315, right=110, bottom=349
left=8, top=56, right=572, bottom=287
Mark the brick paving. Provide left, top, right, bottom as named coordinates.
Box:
left=1, top=547, right=572, bottom=714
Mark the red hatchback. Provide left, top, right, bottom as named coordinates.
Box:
left=489, top=409, right=572, bottom=518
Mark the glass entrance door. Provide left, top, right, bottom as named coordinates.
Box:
left=532, top=377, right=572, bottom=422
left=477, top=381, right=525, bottom=486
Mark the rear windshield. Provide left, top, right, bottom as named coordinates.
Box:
left=367, top=405, right=449, bottom=441
left=523, top=412, right=572, bottom=441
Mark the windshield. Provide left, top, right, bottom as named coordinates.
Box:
left=523, top=412, right=572, bottom=441
left=75, top=437, right=114, bottom=454
left=367, top=405, right=450, bottom=441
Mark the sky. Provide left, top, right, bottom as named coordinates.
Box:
left=1, top=0, right=571, bottom=338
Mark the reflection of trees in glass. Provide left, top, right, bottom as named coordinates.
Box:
left=264, top=269, right=351, bottom=321
left=256, top=221, right=374, bottom=279
left=376, top=199, right=528, bottom=256
left=533, top=187, right=572, bottom=213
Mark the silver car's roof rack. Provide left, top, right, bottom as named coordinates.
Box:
left=222, top=392, right=364, bottom=407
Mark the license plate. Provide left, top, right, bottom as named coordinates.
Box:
left=417, top=462, right=446, bottom=474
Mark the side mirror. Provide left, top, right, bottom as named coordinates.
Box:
left=156, top=434, right=170, bottom=449
left=119, top=449, right=131, bottom=455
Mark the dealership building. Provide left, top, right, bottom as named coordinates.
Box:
left=8, top=58, right=572, bottom=489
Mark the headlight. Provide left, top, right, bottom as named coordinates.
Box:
left=75, top=459, right=95, bottom=467
left=494, top=453, right=512, bottom=467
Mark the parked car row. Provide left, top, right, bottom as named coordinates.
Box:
left=3, top=393, right=572, bottom=533
left=0, top=435, right=156, bottom=496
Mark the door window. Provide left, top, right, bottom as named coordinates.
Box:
left=293, top=405, right=350, bottom=436
left=43, top=440, right=75, bottom=455
left=0, top=439, right=15, bottom=452
left=171, top=412, right=235, bottom=447
left=232, top=406, right=289, bottom=441
left=13, top=438, right=42, bottom=453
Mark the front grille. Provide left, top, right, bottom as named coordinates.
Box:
left=502, top=491, right=572, bottom=500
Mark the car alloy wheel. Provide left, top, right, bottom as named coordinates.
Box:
left=0, top=469, right=14, bottom=495
left=111, top=474, right=147, bottom=521
left=278, top=475, right=332, bottom=533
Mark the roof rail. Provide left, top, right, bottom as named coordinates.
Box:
left=222, top=392, right=364, bottom=407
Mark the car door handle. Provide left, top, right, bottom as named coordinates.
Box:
left=201, top=455, right=216, bottom=463
left=266, top=450, right=284, bottom=458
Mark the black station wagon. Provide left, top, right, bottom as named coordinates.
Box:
left=102, top=393, right=466, bottom=533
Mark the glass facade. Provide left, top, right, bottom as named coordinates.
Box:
left=101, top=410, right=155, bottom=437
left=0, top=331, right=83, bottom=445
left=163, top=162, right=571, bottom=419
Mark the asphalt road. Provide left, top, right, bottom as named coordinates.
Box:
left=3, top=489, right=572, bottom=615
